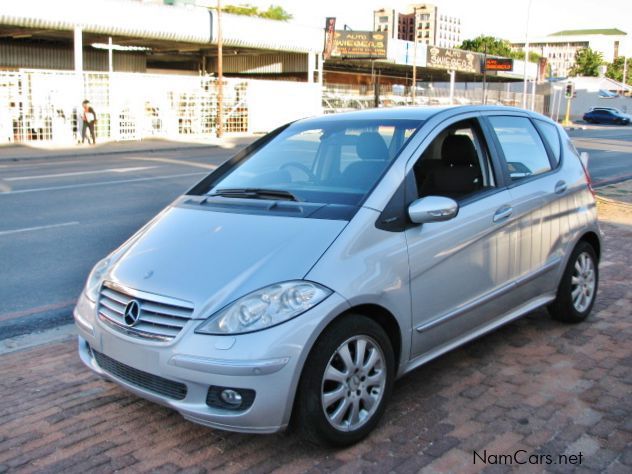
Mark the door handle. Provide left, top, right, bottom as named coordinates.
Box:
left=554, top=180, right=567, bottom=194
left=493, top=205, right=513, bottom=223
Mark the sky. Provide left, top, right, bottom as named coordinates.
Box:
left=234, top=0, right=632, bottom=43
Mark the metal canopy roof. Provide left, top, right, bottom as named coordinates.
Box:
left=0, top=0, right=323, bottom=53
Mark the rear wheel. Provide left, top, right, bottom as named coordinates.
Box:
left=548, top=241, right=598, bottom=323
left=294, top=315, right=395, bottom=446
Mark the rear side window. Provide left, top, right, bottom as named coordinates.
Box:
left=535, top=120, right=561, bottom=167
left=488, top=116, right=551, bottom=181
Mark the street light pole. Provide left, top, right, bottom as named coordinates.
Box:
left=411, top=7, right=418, bottom=104
left=216, top=0, right=224, bottom=138
left=522, top=0, right=533, bottom=109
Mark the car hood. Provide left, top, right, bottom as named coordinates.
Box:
left=107, top=206, right=347, bottom=318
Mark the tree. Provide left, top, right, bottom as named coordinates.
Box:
left=510, top=50, right=542, bottom=63
left=221, top=4, right=292, bottom=21
left=569, top=48, right=604, bottom=77
left=459, top=35, right=540, bottom=62
left=459, top=36, right=513, bottom=57
left=606, top=56, right=631, bottom=85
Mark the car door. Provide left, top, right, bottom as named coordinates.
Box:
left=406, top=115, right=516, bottom=360
left=484, top=114, right=565, bottom=306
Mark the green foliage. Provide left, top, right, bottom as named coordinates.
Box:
left=510, top=50, right=542, bottom=63
left=221, top=4, right=292, bottom=21
left=459, top=36, right=512, bottom=58
left=606, top=56, right=631, bottom=85
left=569, top=48, right=604, bottom=76
left=458, top=35, right=540, bottom=63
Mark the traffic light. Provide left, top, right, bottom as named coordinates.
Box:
left=565, top=82, right=574, bottom=99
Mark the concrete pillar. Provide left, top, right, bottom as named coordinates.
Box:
left=108, top=37, right=114, bottom=74
left=449, top=70, right=455, bottom=105
left=317, top=53, right=324, bottom=86
left=307, top=52, right=315, bottom=83
left=74, top=26, right=83, bottom=73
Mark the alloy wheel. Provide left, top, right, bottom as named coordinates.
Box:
left=571, top=251, right=596, bottom=313
left=321, top=335, right=386, bottom=432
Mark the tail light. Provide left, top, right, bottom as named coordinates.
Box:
left=578, top=152, right=595, bottom=196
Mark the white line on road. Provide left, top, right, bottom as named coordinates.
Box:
left=0, top=221, right=79, bottom=236
left=0, top=172, right=207, bottom=195
left=4, top=166, right=158, bottom=181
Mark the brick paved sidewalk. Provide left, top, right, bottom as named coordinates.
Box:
left=0, top=219, right=630, bottom=473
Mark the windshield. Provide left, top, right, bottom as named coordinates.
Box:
left=205, top=119, right=423, bottom=206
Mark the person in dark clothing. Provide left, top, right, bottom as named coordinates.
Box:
left=81, top=100, right=97, bottom=145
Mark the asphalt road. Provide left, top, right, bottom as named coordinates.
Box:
left=568, top=124, right=632, bottom=185
left=0, top=146, right=239, bottom=336
left=0, top=124, right=630, bottom=336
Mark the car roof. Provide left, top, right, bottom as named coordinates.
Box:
left=297, top=105, right=553, bottom=127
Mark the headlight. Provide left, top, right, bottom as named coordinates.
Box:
left=85, top=258, right=111, bottom=302
left=195, top=281, right=331, bottom=335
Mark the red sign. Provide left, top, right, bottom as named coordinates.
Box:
left=484, top=57, right=514, bottom=71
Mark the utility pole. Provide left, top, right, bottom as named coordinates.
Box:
left=411, top=6, right=418, bottom=104
left=216, top=0, right=224, bottom=138
left=522, top=0, right=532, bottom=109
left=623, top=56, right=628, bottom=86
left=482, top=44, right=488, bottom=104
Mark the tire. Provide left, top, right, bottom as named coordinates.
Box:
left=548, top=241, right=599, bottom=323
left=294, top=315, right=395, bottom=447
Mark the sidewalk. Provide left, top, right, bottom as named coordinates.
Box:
left=0, top=202, right=630, bottom=472
left=597, top=179, right=632, bottom=205
left=0, top=135, right=259, bottom=162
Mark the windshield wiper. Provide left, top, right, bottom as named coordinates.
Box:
left=207, top=188, right=300, bottom=202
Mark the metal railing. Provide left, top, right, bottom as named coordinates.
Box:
left=0, top=69, right=250, bottom=144
left=322, top=82, right=546, bottom=115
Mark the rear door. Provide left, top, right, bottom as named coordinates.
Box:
left=484, top=114, right=566, bottom=305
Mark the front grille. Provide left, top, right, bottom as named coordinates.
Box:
left=93, top=350, right=187, bottom=400
left=98, top=282, right=194, bottom=341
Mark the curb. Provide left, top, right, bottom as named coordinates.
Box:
left=0, top=307, right=74, bottom=341
left=595, top=195, right=632, bottom=208
left=0, top=143, right=225, bottom=163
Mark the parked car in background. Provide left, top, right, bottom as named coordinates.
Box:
left=75, top=106, right=601, bottom=446
left=583, top=108, right=631, bottom=125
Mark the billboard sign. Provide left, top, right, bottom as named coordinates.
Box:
left=427, top=46, right=480, bottom=73
left=323, top=17, right=336, bottom=60
left=330, top=31, right=387, bottom=59
left=484, top=57, right=514, bottom=72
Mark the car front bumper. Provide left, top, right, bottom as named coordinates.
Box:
left=74, top=289, right=350, bottom=433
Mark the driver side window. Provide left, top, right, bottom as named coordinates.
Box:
left=412, top=119, right=496, bottom=201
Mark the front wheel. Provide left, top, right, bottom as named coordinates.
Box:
left=548, top=241, right=599, bottom=323
left=294, top=315, right=395, bottom=446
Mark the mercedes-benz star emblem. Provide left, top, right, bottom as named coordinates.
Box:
left=124, top=300, right=141, bottom=327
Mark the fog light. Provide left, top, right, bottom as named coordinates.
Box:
left=220, top=389, right=243, bottom=406
left=206, top=385, right=256, bottom=411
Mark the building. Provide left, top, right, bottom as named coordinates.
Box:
left=374, top=3, right=461, bottom=49
left=510, top=28, right=628, bottom=78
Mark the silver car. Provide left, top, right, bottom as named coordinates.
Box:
left=74, top=106, right=601, bottom=446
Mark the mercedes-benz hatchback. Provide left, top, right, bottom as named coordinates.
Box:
left=75, top=106, right=601, bottom=446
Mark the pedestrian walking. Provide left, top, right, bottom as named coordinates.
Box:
left=80, top=100, right=97, bottom=145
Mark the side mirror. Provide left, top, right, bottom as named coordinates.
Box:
left=408, top=196, right=459, bottom=224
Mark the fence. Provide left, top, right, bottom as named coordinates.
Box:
left=0, top=70, right=253, bottom=145
left=323, top=82, right=547, bottom=115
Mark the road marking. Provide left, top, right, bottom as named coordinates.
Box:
left=4, top=166, right=158, bottom=181
left=132, top=156, right=218, bottom=169
left=0, top=172, right=207, bottom=195
left=0, top=299, right=76, bottom=322
left=0, top=221, right=79, bottom=236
